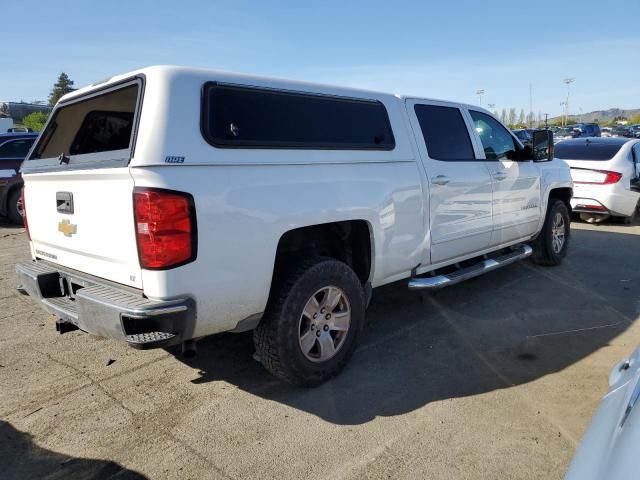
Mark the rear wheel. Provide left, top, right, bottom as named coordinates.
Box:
left=531, top=200, right=570, bottom=266
left=7, top=188, right=24, bottom=225
left=254, top=257, right=365, bottom=387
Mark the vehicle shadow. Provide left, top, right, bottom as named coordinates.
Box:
left=0, top=218, right=22, bottom=229
left=173, top=227, right=639, bottom=425
left=571, top=211, right=639, bottom=228
left=0, top=421, right=147, bottom=480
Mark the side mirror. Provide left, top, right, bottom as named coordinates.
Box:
left=532, top=130, right=554, bottom=162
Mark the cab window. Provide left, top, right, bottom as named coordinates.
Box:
left=469, top=111, right=518, bottom=160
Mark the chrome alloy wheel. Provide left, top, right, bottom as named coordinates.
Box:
left=298, top=286, right=351, bottom=363
left=551, top=212, right=566, bottom=253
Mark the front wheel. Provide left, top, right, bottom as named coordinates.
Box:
left=254, top=257, right=365, bottom=387
left=531, top=200, right=570, bottom=266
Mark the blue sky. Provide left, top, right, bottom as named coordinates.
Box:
left=2, top=0, right=639, bottom=117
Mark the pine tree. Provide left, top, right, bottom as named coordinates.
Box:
left=500, top=109, right=507, bottom=124
left=48, top=72, right=76, bottom=107
left=508, top=108, right=516, bottom=128
left=518, top=109, right=525, bottom=127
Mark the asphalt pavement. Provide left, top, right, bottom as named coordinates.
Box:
left=1, top=218, right=639, bottom=479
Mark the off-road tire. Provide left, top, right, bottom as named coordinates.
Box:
left=7, top=189, right=23, bottom=225
left=531, top=199, right=570, bottom=266
left=253, top=257, right=365, bottom=387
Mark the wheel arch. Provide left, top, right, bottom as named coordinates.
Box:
left=548, top=186, right=573, bottom=213
left=271, top=219, right=374, bottom=288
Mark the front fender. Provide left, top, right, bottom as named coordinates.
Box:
left=537, top=158, right=573, bottom=230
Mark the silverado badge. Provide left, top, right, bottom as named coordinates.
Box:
left=58, top=219, right=77, bottom=237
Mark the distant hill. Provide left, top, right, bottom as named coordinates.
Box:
left=550, top=108, right=640, bottom=124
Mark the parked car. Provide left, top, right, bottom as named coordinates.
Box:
left=611, top=125, right=634, bottom=138
left=568, top=123, right=601, bottom=138
left=512, top=128, right=536, bottom=146
left=631, top=124, right=640, bottom=139
left=15, top=66, right=572, bottom=386
left=554, top=127, right=574, bottom=142
left=0, top=132, right=38, bottom=223
left=600, top=127, right=613, bottom=138
left=554, top=137, right=640, bottom=223
left=7, top=127, right=34, bottom=133
left=565, top=345, right=640, bottom=480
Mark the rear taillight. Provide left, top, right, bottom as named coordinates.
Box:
left=576, top=204, right=607, bottom=211
left=572, top=169, right=622, bottom=185
left=21, top=188, right=30, bottom=240
left=133, top=188, right=197, bottom=269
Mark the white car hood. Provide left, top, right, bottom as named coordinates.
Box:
left=566, top=347, right=640, bottom=479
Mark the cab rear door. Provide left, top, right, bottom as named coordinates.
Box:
left=406, top=99, right=494, bottom=264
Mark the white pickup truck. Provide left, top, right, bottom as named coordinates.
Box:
left=16, top=66, right=573, bottom=386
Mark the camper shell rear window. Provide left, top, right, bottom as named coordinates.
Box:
left=201, top=83, right=395, bottom=150
left=28, top=81, right=141, bottom=167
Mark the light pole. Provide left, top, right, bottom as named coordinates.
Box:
left=476, top=89, right=484, bottom=106
left=560, top=102, right=567, bottom=126
left=564, top=78, right=575, bottom=126
left=529, top=82, right=533, bottom=128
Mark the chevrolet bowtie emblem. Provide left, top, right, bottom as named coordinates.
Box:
left=58, top=219, right=77, bottom=237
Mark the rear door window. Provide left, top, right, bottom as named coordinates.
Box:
left=27, top=81, right=141, bottom=169
left=413, top=104, right=475, bottom=160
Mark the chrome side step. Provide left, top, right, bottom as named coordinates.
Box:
left=408, top=245, right=533, bottom=291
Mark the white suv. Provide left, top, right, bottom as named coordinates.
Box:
left=16, top=66, right=573, bottom=386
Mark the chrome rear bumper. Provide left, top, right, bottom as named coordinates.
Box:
left=16, top=260, right=195, bottom=349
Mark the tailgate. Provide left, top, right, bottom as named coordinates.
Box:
left=24, top=168, right=141, bottom=288
left=21, top=77, right=144, bottom=288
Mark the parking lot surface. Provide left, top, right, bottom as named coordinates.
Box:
left=1, top=219, right=639, bottom=480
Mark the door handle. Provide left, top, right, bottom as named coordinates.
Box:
left=492, top=171, right=507, bottom=181
left=431, top=175, right=450, bottom=186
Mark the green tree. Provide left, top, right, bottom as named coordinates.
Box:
left=500, top=109, right=507, bottom=124
left=48, top=72, right=76, bottom=107
left=517, top=109, right=525, bottom=127
left=22, top=111, right=49, bottom=132
left=507, top=108, right=516, bottom=128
